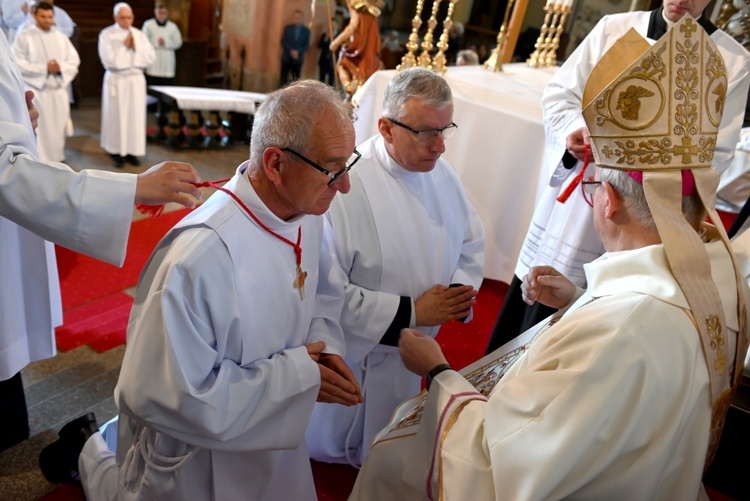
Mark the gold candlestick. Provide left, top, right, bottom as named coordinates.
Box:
left=484, top=0, right=518, bottom=72
left=544, top=4, right=571, bottom=67
left=527, top=0, right=556, bottom=68
left=432, top=0, right=460, bottom=74
left=398, top=0, right=425, bottom=71
left=418, top=0, right=444, bottom=68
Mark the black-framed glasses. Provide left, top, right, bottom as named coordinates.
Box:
left=582, top=179, right=602, bottom=194
left=282, top=148, right=361, bottom=186
left=386, top=117, right=458, bottom=141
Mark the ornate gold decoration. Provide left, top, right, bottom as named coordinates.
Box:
left=398, top=0, right=425, bottom=71
left=484, top=0, right=518, bottom=72
left=432, top=0, right=460, bottom=75
left=584, top=18, right=728, bottom=170
left=418, top=0, right=444, bottom=68
left=706, top=314, right=727, bottom=375
left=527, top=1, right=572, bottom=68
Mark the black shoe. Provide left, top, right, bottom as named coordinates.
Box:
left=110, top=154, right=124, bottom=168
left=125, top=154, right=141, bottom=166
left=39, top=412, right=98, bottom=484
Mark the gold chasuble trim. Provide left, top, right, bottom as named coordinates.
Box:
left=581, top=16, right=749, bottom=468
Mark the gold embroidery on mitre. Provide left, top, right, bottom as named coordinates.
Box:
left=583, top=17, right=723, bottom=171
left=706, top=314, right=726, bottom=375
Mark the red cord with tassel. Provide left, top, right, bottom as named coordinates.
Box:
left=135, top=178, right=231, bottom=217
left=556, top=145, right=591, bottom=204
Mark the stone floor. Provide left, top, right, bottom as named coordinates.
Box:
left=0, top=99, right=250, bottom=501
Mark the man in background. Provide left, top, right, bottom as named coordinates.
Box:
left=13, top=1, right=79, bottom=162
left=280, top=9, right=310, bottom=86
left=142, top=1, right=181, bottom=86
left=306, top=67, right=484, bottom=467
left=98, top=2, right=155, bottom=168
left=15, top=0, right=73, bottom=39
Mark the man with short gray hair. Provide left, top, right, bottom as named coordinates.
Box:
left=98, top=2, right=155, bottom=168
left=306, top=67, right=485, bottom=467
left=40, top=80, right=363, bottom=500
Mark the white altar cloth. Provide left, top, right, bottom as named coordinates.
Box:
left=352, top=64, right=557, bottom=282
left=148, top=86, right=267, bottom=114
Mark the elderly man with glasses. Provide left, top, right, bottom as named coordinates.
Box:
left=306, top=67, right=485, bottom=467
left=39, top=80, right=363, bottom=500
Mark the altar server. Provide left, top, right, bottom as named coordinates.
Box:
left=306, top=67, right=485, bottom=466
left=15, top=0, right=73, bottom=40
left=40, top=80, right=364, bottom=500
left=98, top=2, right=155, bottom=168
left=485, top=0, right=750, bottom=353
left=352, top=18, right=748, bottom=499
left=142, top=1, right=182, bottom=86
left=0, top=26, right=201, bottom=451
left=13, top=1, right=78, bottom=162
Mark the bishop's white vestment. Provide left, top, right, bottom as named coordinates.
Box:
left=79, top=163, right=346, bottom=500
left=515, top=10, right=750, bottom=287
left=13, top=25, right=79, bottom=162
left=352, top=232, right=747, bottom=500
left=0, top=30, right=137, bottom=381
left=98, top=24, right=155, bottom=157
left=305, top=135, right=485, bottom=466
left=141, top=18, right=182, bottom=79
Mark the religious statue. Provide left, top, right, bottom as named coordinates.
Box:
left=330, top=0, right=384, bottom=98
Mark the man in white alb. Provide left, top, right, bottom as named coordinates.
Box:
left=12, top=1, right=78, bottom=162
left=142, top=1, right=181, bottom=86
left=98, top=2, right=155, bottom=168
left=306, top=67, right=485, bottom=467
left=39, top=80, right=364, bottom=500
left=351, top=18, right=749, bottom=500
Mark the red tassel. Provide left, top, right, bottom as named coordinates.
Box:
left=135, top=203, right=165, bottom=217
left=556, top=145, right=591, bottom=204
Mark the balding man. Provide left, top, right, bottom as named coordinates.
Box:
left=98, top=2, right=155, bottom=168
left=40, top=80, right=363, bottom=500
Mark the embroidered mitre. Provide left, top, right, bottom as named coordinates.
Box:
left=581, top=16, right=748, bottom=467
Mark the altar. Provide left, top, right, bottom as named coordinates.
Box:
left=352, top=64, right=557, bottom=282
left=148, top=86, right=267, bottom=148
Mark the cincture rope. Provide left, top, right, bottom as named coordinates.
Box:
left=136, top=177, right=302, bottom=269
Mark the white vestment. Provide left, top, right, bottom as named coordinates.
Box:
left=306, top=135, right=485, bottom=466
left=141, top=18, right=182, bottom=78
left=1, top=0, right=27, bottom=43
left=0, top=30, right=137, bottom=380
left=98, top=24, right=155, bottom=157
left=717, top=127, right=750, bottom=212
left=79, top=163, right=346, bottom=500
left=13, top=25, right=79, bottom=162
left=352, top=234, right=747, bottom=501
left=515, top=10, right=750, bottom=287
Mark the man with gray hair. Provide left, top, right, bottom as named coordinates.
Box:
left=98, top=2, right=155, bottom=168
left=306, top=67, right=485, bottom=467
left=39, top=80, right=363, bottom=500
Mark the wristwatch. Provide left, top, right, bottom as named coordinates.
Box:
left=426, top=363, right=452, bottom=390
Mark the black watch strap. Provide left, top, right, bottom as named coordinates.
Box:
left=426, top=363, right=452, bottom=390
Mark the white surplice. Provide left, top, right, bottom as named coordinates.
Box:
left=352, top=233, right=747, bottom=501
left=13, top=25, right=79, bottom=162
left=79, top=163, right=346, bottom=500
left=98, top=24, right=155, bottom=157
left=15, top=5, right=74, bottom=40
left=515, top=10, right=750, bottom=287
left=141, top=18, right=182, bottom=78
left=0, top=30, right=136, bottom=381
left=306, top=135, right=485, bottom=466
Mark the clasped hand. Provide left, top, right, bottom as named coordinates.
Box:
left=307, top=341, right=363, bottom=406
left=521, top=266, right=576, bottom=309
left=415, top=284, right=477, bottom=327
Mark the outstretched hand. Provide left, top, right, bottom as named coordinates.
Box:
left=521, top=266, right=576, bottom=309
left=399, top=329, right=447, bottom=377
left=135, top=161, right=203, bottom=208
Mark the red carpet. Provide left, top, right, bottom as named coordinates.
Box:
left=54, top=209, right=190, bottom=352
